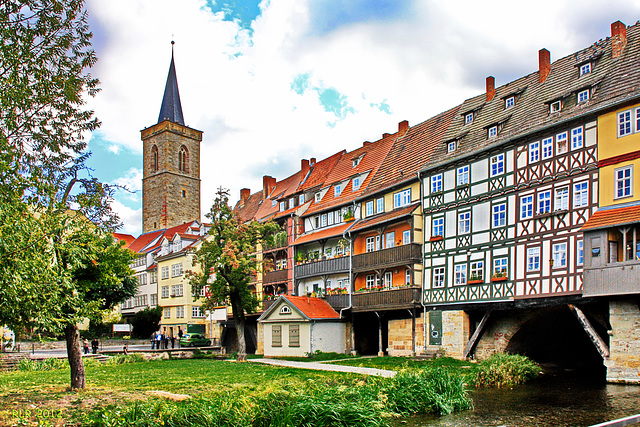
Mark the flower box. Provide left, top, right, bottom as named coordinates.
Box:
left=429, top=236, right=444, bottom=242
left=467, top=280, right=484, bottom=284
left=491, top=276, right=508, bottom=282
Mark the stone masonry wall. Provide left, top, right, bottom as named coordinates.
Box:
left=256, top=323, right=264, bottom=355
left=606, top=299, right=640, bottom=384
left=441, top=310, right=469, bottom=359
left=387, top=317, right=424, bottom=356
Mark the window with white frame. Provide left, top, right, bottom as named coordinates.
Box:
left=161, top=266, right=169, bottom=280
left=315, top=192, right=321, bottom=203
left=488, top=126, right=498, bottom=139
left=271, top=199, right=277, bottom=208
left=176, top=306, right=184, bottom=318
left=334, top=184, right=343, bottom=197
left=505, top=96, right=515, bottom=109
left=431, top=174, right=443, bottom=193
left=334, top=210, right=341, bottom=224
left=573, top=181, right=589, bottom=207
left=527, top=247, right=540, bottom=271
left=542, top=137, right=553, bottom=159
left=353, top=176, right=361, bottom=190
left=366, top=274, right=377, bottom=289
left=490, top=153, right=504, bottom=176
left=470, top=261, right=484, bottom=281
left=279, top=201, right=285, bottom=212
left=171, top=263, right=183, bottom=277
left=571, top=127, right=584, bottom=149
left=171, top=284, right=183, bottom=297
left=618, top=109, right=632, bottom=137
left=402, top=230, right=411, bottom=245
left=550, top=100, right=562, bottom=113
left=552, top=242, right=567, bottom=268
left=365, top=201, right=374, bottom=217
left=556, top=131, right=568, bottom=154
left=272, top=325, right=282, bottom=347
left=164, top=307, right=171, bottom=318
left=555, top=187, right=569, bottom=211
left=299, top=194, right=305, bottom=205
left=432, top=217, right=444, bottom=237
left=615, top=166, right=633, bottom=199
left=383, top=272, right=392, bottom=288
left=376, top=198, right=384, bottom=213
left=161, top=286, right=169, bottom=298
left=393, top=189, right=411, bottom=208
left=529, top=141, right=540, bottom=163
left=577, top=89, right=590, bottom=103
left=492, top=203, right=506, bottom=228
left=366, top=236, right=376, bottom=253
left=328, top=211, right=334, bottom=225
left=520, top=195, right=534, bottom=219
left=465, top=112, right=473, bottom=124
left=458, top=211, right=470, bottom=234
left=192, top=306, right=204, bottom=318
left=493, top=257, right=508, bottom=275
left=577, top=240, right=584, bottom=266
left=433, top=267, right=445, bottom=288
left=455, top=264, right=467, bottom=285
left=321, top=213, right=328, bottom=227
left=150, top=294, right=158, bottom=306
left=448, top=141, right=456, bottom=153
left=457, top=165, right=469, bottom=186
left=405, top=268, right=411, bottom=285
left=580, top=62, right=591, bottom=76
left=150, top=271, right=157, bottom=284
left=385, top=232, right=395, bottom=249
left=538, top=190, right=551, bottom=214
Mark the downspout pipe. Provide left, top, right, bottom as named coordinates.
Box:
left=418, top=170, right=428, bottom=355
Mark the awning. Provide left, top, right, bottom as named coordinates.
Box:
left=580, top=204, right=640, bottom=231
left=293, top=222, right=353, bottom=246
left=350, top=202, right=420, bottom=233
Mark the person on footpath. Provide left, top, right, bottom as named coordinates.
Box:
left=91, top=338, right=99, bottom=354
left=151, top=332, right=156, bottom=350
left=123, top=344, right=129, bottom=355
left=178, top=328, right=183, bottom=348
left=83, top=339, right=89, bottom=355
left=170, top=335, right=175, bottom=349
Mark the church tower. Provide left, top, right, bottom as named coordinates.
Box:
left=141, top=42, right=202, bottom=233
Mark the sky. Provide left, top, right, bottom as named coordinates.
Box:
left=83, top=0, right=640, bottom=236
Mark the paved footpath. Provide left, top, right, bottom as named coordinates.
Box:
left=250, top=358, right=396, bottom=378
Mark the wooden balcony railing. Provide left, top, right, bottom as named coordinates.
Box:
left=351, top=286, right=422, bottom=312
left=294, top=256, right=349, bottom=279
left=263, top=269, right=289, bottom=285
left=352, top=243, right=422, bottom=273
left=324, top=294, right=350, bottom=310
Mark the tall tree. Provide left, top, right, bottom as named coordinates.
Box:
left=190, top=188, right=279, bottom=361
left=0, top=1, right=134, bottom=389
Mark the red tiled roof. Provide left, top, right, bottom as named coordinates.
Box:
left=234, top=190, right=265, bottom=223
left=580, top=205, right=640, bottom=231
left=350, top=203, right=420, bottom=232
left=283, top=296, right=340, bottom=319
left=293, top=222, right=353, bottom=246
left=113, top=233, right=135, bottom=248
left=300, top=151, right=345, bottom=191
left=128, top=230, right=165, bottom=253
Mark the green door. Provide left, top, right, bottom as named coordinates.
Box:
left=429, top=311, right=442, bottom=346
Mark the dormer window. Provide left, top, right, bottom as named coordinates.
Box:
left=314, top=192, right=321, bottom=203
left=279, top=201, right=285, bottom=212
left=505, top=96, right=515, bottom=109
left=464, top=113, right=473, bottom=124
left=550, top=100, right=562, bottom=113
left=299, top=194, right=305, bottom=205
left=271, top=199, right=277, bottom=207
left=578, top=89, right=590, bottom=103
left=580, top=62, right=591, bottom=76
left=352, top=155, right=364, bottom=167
left=289, top=197, right=295, bottom=208
left=447, top=141, right=456, bottom=153
left=335, top=184, right=343, bottom=197
left=353, top=176, right=361, bottom=190
left=488, top=126, right=498, bottom=139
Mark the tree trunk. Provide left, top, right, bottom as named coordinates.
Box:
left=230, top=294, right=247, bottom=362
left=64, top=324, right=85, bottom=389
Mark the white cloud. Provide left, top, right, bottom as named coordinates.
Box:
left=86, top=0, right=640, bottom=235
left=111, top=200, right=142, bottom=236
left=108, top=144, right=120, bottom=154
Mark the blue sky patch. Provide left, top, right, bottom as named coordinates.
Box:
left=291, top=73, right=311, bottom=95
left=370, top=99, right=391, bottom=114
left=316, top=87, right=354, bottom=120
left=308, top=0, right=411, bottom=35
left=205, top=0, right=263, bottom=34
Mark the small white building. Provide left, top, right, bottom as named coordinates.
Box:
left=258, top=296, right=345, bottom=357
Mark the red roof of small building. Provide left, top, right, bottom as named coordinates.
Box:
left=580, top=205, right=640, bottom=231
left=283, top=296, right=341, bottom=319
left=113, top=233, right=136, bottom=248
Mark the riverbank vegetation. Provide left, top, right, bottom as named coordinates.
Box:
left=473, top=353, right=540, bottom=388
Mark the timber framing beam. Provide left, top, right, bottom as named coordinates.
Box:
left=568, top=304, right=609, bottom=359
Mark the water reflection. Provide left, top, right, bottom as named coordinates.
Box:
left=399, top=372, right=640, bottom=427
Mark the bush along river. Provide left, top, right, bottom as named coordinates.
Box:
left=398, top=369, right=640, bottom=427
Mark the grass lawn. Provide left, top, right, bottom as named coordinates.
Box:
left=0, top=358, right=368, bottom=426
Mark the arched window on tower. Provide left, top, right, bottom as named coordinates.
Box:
left=151, top=145, right=159, bottom=172
left=178, top=145, right=189, bottom=173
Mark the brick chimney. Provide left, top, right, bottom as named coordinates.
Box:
left=611, top=20, right=627, bottom=58
left=301, top=159, right=310, bottom=176
left=382, top=133, right=392, bottom=138
left=310, top=157, right=316, bottom=166
left=240, top=188, right=250, bottom=204
left=539, top=49, right=550, bottom=83
left=486, top=76, right=495, bottom=102
left=263, top=175, right=276, bottom=198
left=398, top=120, right=409, bottom=135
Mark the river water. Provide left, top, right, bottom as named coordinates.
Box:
left=399, top=371, right=640, bottom=427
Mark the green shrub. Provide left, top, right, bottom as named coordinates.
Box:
left=104, top=354, right=146, bottom=365
left=18, top=357, right=68, bottom=371
left=473, top=353, right=540, bottom=388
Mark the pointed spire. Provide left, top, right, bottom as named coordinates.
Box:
left=158, top=41, right=185, bottom=125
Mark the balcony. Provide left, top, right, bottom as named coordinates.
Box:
left=352, top=243, right=422, bottom=273
left=263, top=269, right=289, bottom=285
left=295, top=256, right=349, bottom=279
left=351, top=286, right=422, bottom=312
left=324, top=294, right=350, bottom=310
left=583, top=260, right=640, bottom=297
left=263, top=232, right=288, bottom=252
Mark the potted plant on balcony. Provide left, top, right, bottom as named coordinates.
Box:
left=295, top=251, right=307, bottom=265
left=336, top=238, right=349, bottom=256
left=491, top=271, right=508, bottom=281
left=343, top=209, right=355, bottom=222
left=468, top=274, right=483, bottom=284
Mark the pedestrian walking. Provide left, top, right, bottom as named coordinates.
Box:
left=123, top=344, right=128, bottom=355
left=170, top=335, right=175, bottom=349
left=151, top=332, right=156, bottom=350
left=91, top=338, right=99, bottom=354
left=83, top=339, right=89, bottom=354
left=163, top=334, right=169, bottom=350
left=178, top=328, right=183, bottom=348
left=155, top=331, right=162, bottom=349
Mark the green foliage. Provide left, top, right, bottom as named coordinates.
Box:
left=473, top=353, right=540, bottom=388
left=18, top=357, right=68, bottom=371
left=104, top=354, right=146, bottom=365
left=130, top=306, right=163, bottom=339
